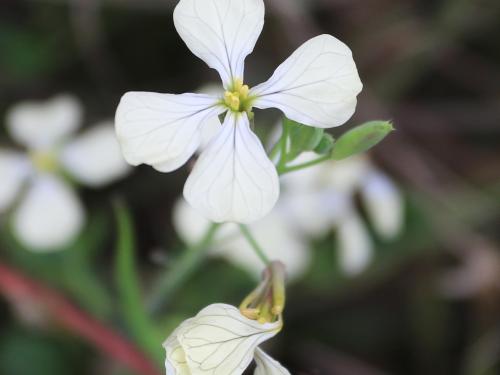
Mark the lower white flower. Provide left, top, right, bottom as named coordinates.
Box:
left=0, top=95, right=130, bottom=251
left=164, top=304, right=289, bottom=375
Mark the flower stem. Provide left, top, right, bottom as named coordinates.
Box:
left=278, top=154, right=331, bottom=175
left=238, top=224, right=271, bottom=266
left=277, top=121, right=289, bottom=170
left=147, top=223, right=220, bottom=314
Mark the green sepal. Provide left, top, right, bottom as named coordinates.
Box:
left=331, top=120, right=394, bottom=160
left=283, top=117, right=324, bottom=161
left=314, top=133, right=335, bottom=155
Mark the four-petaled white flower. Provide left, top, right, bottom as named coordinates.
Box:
left=116, top=0, right=362, bottom=223
left=164, top=304, right=290, bottom=375
left=0, top=95, right=130, bottom=251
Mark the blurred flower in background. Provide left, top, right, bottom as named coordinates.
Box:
left=0, top=95, right=130, bottom=251
left=173, top=197, right=310, bottom=281
left=281, top=154, right=405, bottom=275
left=174, top=153, right=404, bottom=278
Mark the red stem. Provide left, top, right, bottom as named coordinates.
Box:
left=0, top=262, right=162, bottom=375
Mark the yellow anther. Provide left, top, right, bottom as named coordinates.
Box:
left=233, top=78, right=244, bottom=92
left=224, top=91, right=240, bottom=111
left=240, top=84, right=250, bottom=99
left=223, top=79, right=253, bottom=112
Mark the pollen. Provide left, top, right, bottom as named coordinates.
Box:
left=223, top=78, right=252, bottom=112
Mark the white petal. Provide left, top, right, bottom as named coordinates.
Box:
left=12, top=174, right=85, bottom=251
left=115, top=92, right=223, bottom=173
left=177, top=304, right=281, bottom=375
left=254, top=348, right=291, bottom=375
left=60, top=122, right=131, bottom=187
left=320, top=156, right=371, bottom=194
left=6, top=95, right=82, bottom=150
left=337, top=212, right=373, bottom=275
left=252, top=35, right=362, bottom=128
left=361, top=170, right=404, bottom=239
left=164, top=325, right=193, bottom=375
left=281, top=190, right=350, bottom=238
left=0, top=150, right=31, bottom=213
left=174, top=0, right=265, bottom=86
left=184, top=112, right=279, bottom=223
left=196, top=85, right=224, bottom=150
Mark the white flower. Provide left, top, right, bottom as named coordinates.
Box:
left=163, top=303, right=290, bottom=375
left=115, top=0, right=362, bottom=224
left=281, top=154, right=405, bottom=275
left=0, top=95, right=130, bottom=251
left=172, top=198, right=311, bottom=281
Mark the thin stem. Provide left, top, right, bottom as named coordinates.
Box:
left=277, top=121, right=289, bottom=169
left=147, top=223, right=220, bottom=314
left=268, top=141, right=281, bottom=162
left=238, top=224, right=271, bottom=266
left=278, top=154, right=331, bottom=175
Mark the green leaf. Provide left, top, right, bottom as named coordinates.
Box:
left=114, top=201, right=163, bottom=364
left=314, top=133, right=335, bottom=155
left=331, top=121, right=394, bottom=160
left=284, top=117, right=324, bottom=161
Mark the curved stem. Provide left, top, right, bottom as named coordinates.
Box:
left=278, top=154, right=330, bottom=175
left=0, top=261, right=162, bottom=375
left=238, top=224, right=271, bottom=266
left=147, top=223, right=220, bottom=314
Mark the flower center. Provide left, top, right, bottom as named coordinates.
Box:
left=223, top=79, right=254, bottom=113
left=30, top=150, right=58, bottom=172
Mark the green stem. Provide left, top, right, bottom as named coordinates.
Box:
left=147, top=223, right=220, bottom=314
left=278, top=154, right=330, bottom=175
left=268, top=141, right=281, bottom=161
left=114, top=202, right=163, bottom=364
left=277, top=121, right=289, bottom=169
left=238, top=224, right=271, bottom=266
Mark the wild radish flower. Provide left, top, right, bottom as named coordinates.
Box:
left=164, top=263, right=290, bottom=375
left=115, top=0, right=362, bottom=223
left=172, top=198, right=311, bottom=280
left=281, top=154, right=404, bottom=275
left=0, top=95, right=130, bottom=251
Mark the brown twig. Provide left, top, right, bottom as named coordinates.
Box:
left=0, top=261, right=162, bottom=375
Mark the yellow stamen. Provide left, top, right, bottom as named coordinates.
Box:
left=223, top=79, right=252, bottom=112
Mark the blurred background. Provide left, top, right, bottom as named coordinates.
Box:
left=1, top=0, right=500, bottom=374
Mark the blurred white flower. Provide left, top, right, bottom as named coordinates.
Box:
left=281, top=153, right=405, bottom=275
left=0, top=95, right=130, bottom=251
left=116, top=0, right=362, bottom=224
left=173, top=198, right=310, bottom=281
left=173, top=153, right=402, bottom=278
left=164, top=303, right=289, bottom=375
